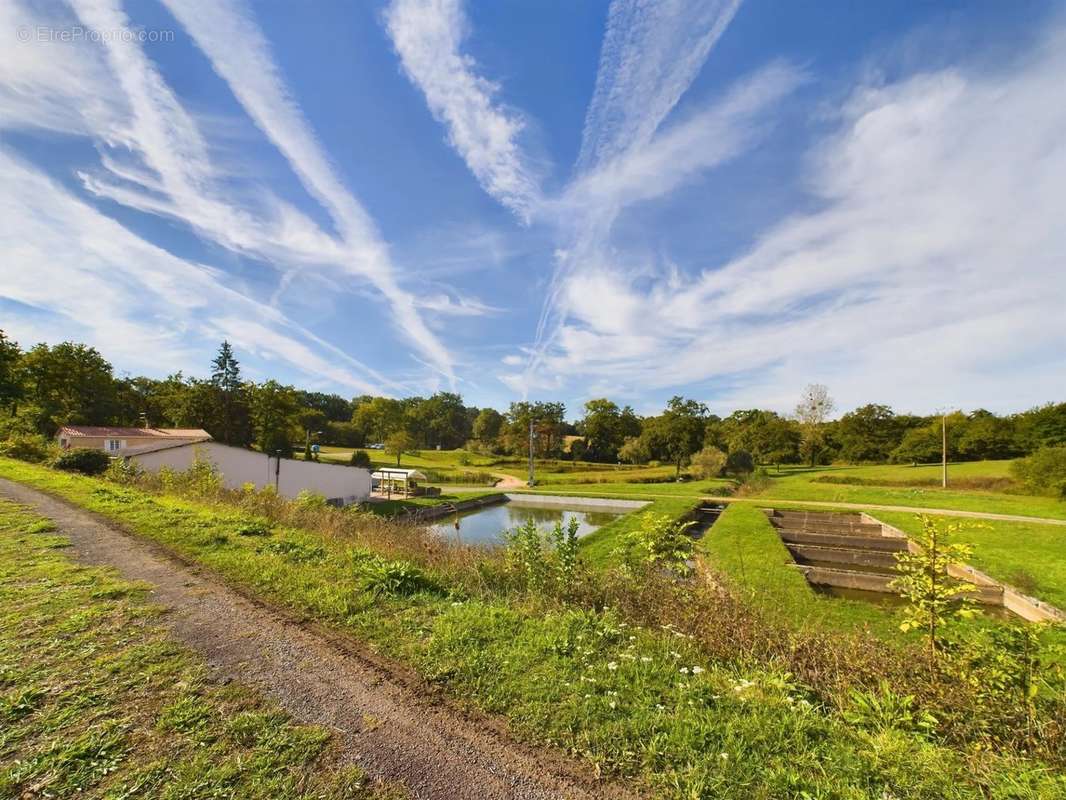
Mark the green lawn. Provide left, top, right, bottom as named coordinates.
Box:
left=2, top=457, right=1059, bottom=798
left=870, top=510, right=1066, bottom=611
left=0, top=499, right=393, bottom=800
left=753, top=461, right=1066, bottom=520
left=578, top=496, right=700, bottom=567
left=698, top=504, right=900, bottom=637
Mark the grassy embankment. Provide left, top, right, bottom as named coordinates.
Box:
left=0, top=499, right=396, bottom=800
left=1, top=457, right=1061, bottom=798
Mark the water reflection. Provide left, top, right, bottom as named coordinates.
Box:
left=431, top=499, right=625, bottom=545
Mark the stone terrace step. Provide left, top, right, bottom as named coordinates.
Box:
left=777, top=529, right=908, bottom=552
left=786, top=544, right=901, bottom=571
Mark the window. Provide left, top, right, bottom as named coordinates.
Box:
left=106, top=439, right=121, bottom=452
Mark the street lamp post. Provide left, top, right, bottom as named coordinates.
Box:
left=941, top=413, right=948, bottom=489
left=527, top=418, right=535, bottom=487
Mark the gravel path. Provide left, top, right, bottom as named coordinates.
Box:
left=0, top=478, right=636, bottom=800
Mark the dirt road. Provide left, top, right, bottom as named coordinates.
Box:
left=0, top=478, right=635, bottom=800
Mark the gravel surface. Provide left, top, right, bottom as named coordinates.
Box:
left=0, top=478, right=639, bottom=800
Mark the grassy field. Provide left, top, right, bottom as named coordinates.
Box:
left=697, top=504, right=900, bottom=637
left=870, top=510, right=1066, bottom=611
left=2, top=457, right=1061, bottom=797
left=752, top=461, right=1066, bottom=520
left=0, top=499, right=394, bottom=800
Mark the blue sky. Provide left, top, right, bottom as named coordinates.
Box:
left=2, top=0, right=1064, bottom=418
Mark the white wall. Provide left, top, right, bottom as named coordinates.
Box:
left=128, top=442, right=370, bottom=504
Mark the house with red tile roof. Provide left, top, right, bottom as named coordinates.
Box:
left=55, top=426, right=211, bottom=455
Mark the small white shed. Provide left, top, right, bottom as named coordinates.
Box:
left=125, top=441, right=371, bottom=504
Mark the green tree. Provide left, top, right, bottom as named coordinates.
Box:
left=209, top=341, right=250, bottom=445
left=0, top=330, right=22, bottom=414
left=504, top=401, right=567, bottom=457
left=891, top=412, right=965, bottom=464
left=721, top=409, right=799, bottom=468
left=579, top=398, right=642, bottom=462
left=351, top=396, right=405, bottom=443
left=385, top=431, right=416, bottom=466
left=412, top=392, right=469, bottom=449
left=250, top=380, right=298, bottom=457
left=958, top=410, right=1018, bottom=460
left=836, top=403, right=901, bottom=463
left=892, top=514, right=978, bottom=662
left=645, top=396, right=708, bottom=479
left=20, top=342, right=117, bottom=434
left=472, top=407, right=504, bottom=443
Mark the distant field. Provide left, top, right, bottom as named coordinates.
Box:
left=752, top=461, right=1066, bottom=521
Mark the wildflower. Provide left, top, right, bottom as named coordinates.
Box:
left=609, top=701, right=616, bottom=709
left=720, top=753, right=729, bottom=760
left=691, top=666, right=704, bottom=675
left=607, top=661, right=618, bottom=671
left=679, top=667, right=689, bottom=674
left=640, top=656, right=652, bottom=663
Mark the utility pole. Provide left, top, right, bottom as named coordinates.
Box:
left=527, top=417, right=535, bottom=487
left=941, top=413, right=947, bottom=488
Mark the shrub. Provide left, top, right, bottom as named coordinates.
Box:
left=53, top=447, right=111, bottom=475
left=1010, top=446, right=1066, bottom=497
left=294, top=490, right=327, bottom=510
left=0, top=433, right=57, bottom=463
left=690, top=446, right=726, bottom=479
left=349, top=450, right=372, bottom=469
left=724, top=449, right=754, bottom=477
left=235, top=518, right=272, bottom=537
left=358, top=557, right=438, bottom=598
left=504, top=517, right=583, bottom=596
left=104, top=457, right=142, bottom=485
left=614, top=512, right=696, bottom=577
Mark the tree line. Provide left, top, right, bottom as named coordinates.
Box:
left=1, top=332, right=1063, bottom=468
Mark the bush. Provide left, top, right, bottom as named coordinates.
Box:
left=689, top=445, right=726, bottom=479
left=358, top=557, right=438, bottom=598
left=1010, top=446, right=1066, bottom=497
left=614, top=512, right=696, bottom=577
left=349, top=450, right=372, bottom=469
left=53, top=447, right=111, bottom=475
left=0, top=433, right=57, bottom=463
left=724, top=449, right=754, bottom=477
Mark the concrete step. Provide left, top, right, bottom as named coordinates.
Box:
left=786, top=544, right=900, bottom=571
left=773, top=523, right=886, bottom=537
left=800, top=565, right=1005, bottom=605
left=778, top=530, right=908, bottom=552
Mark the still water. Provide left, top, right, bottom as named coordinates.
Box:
left=431, top=498, right=626, bottom=545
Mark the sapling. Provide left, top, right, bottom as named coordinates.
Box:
left=891, top=514, right=978, bottom=663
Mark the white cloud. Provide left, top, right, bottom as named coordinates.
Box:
left=518, top=0, right=746, bottom=395
left=0, top=0, right=454, bottom=386
left=0, top=148, right=387, bottom=394
left=576, top=0, right=742, bottom=172
left=384, top=0, right=540, bottom=221
left=528, top=26, right=1066, bottom=413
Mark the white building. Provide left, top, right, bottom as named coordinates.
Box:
left=125, top=440, right=371, bottom=505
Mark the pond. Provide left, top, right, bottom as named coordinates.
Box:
left=430, top=496, right=634, bottom=546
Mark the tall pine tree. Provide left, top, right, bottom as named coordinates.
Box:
left=210, top=341, right=243, bottom=444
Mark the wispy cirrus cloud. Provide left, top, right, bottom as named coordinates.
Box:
left=518, top=25, right=1066, bottom=413
left=69, top=0, right=452, bottom=384
left=576, top=0, right=742, bottom=173
left=514, top=0, right=749, bottom=393
left=384, top=0, right=541, bottom=222
left=0, top=147, right=388, bottom=394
